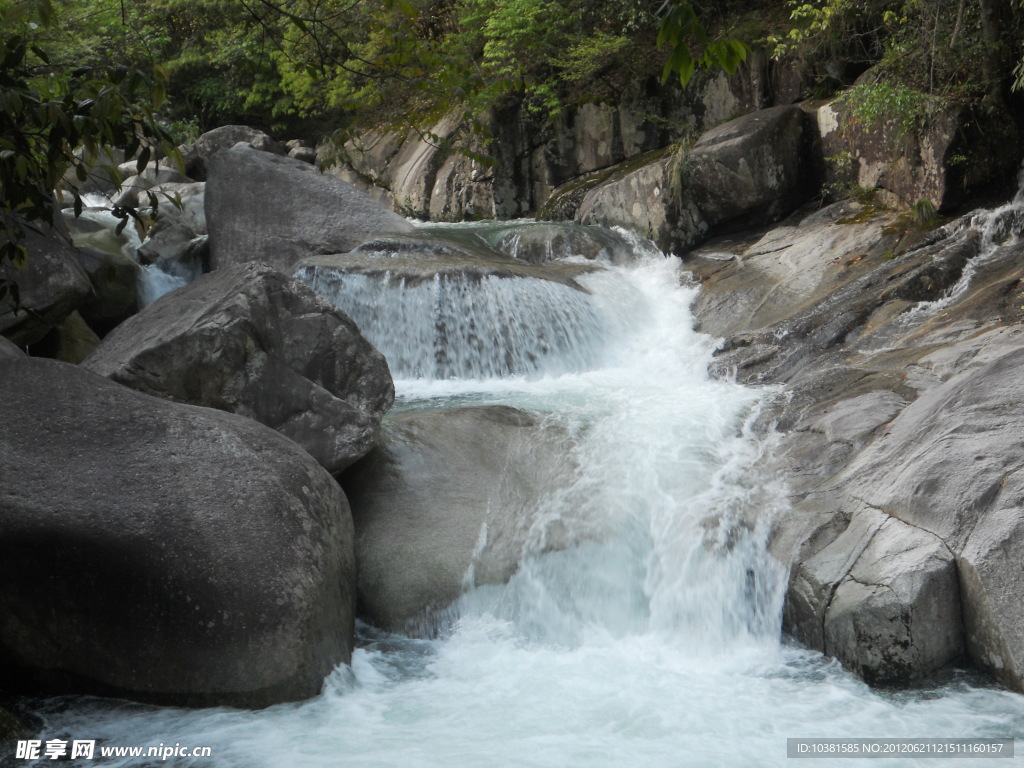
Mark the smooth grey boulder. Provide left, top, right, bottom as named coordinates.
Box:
left=206, top=144, right=416, bottom=272
left=684, top=104, right=808, bottom=227
left=342, top=406, right=575, bottom=635
left=0, top=222, right=91, bottom=347
left=576, top=152, right=691, bottom=253
left=0, top=357, right=354, bottom=707
left=188, top=124, right=286, bottom=180
left=85, top=263, right=394, bottom=475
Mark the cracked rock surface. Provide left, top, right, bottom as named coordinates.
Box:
left=687, top=199, right=1024, bottom=689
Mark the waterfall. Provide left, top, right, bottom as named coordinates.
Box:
left=26, top=222, right=1024, bottom=768
left=296, top=269, right=606, bottom=379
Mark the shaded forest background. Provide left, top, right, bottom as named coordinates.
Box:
left=10, top=0, right=1024, bottom=142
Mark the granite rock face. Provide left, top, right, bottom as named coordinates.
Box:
left=187, top=124, right=286, bottom=180
left=576, top=106, right=809, bottom=253
left=687, top=197, right=1024, bottom=690
left=0, top=357, right=355, bottom=707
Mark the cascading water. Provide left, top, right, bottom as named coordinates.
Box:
left=24, top=224, right=1024, bottom=767
left=297, top=270, right=607, bottom=380
left=67, top=194, right=188, bottom=308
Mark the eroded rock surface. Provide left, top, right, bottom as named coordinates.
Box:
left=0, top=222, right=91, bottom=347
left=577, top=105, right=809, bottom=253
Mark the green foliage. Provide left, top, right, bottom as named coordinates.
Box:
left=657, top=1, right=749, bottom=87
left=838, top=81, right=930, bottom=139
left=0, top=0, right=177, bottom=309
left=768, top=0, right=1020, bottom=100
left=910, top=198, right=940, bottom=227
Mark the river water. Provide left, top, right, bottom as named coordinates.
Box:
left=25, top=223, right=1024, bottom=767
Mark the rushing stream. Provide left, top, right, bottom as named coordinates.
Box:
left=22, top=223, right=1024, bottom=767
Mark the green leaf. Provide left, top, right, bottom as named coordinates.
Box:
left=285, top=13, right=309, bottom=33
left=11, top=244, right=28, bottom=269
left=136, top=146, right=151, bottom=175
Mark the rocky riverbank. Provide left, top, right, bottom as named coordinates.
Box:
left=686, top=191, right=1024, bottom=691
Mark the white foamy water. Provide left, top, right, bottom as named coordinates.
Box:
left=27, top=232, right=1024, bottom=767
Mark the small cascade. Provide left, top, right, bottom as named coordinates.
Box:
left=296, top=268, right=607, bottom=379
left=62, top=195, right=188, bottom=308
left=918, top=171, right=1024, bottom=312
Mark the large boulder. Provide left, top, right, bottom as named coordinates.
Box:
left=342, top=406, right=575, bottom=635
left=0, top=357, right=354, bottom=707
left=575, top=152, right=690, bottom=254
left=206, top=144, right=415, bottom=272
left=815, top=84, right=1020, bottom=211
left=834, top=346, right=1024, bottom=691
left=85, top=263, right=393, bottom=475
left=187, top=124, right=286, bottom=180
left=683, top=104, right=809, bottom=228
left=577, top=105, right=809, bottom=253
left=0, top=222, right=91, bottom=347
left=786, top=504, right=963, bottom=685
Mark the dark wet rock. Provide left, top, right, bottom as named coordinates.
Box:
left=0, top=336, right=24, bottom=359
left=84, top=263, right=394, bottom=475
left=0, top=222, right=91, bottom=348
left=342, top=406, right=574, bottom=635
left=0, top=357, right=354, bottom=707
left=206, top=145, right=415, bottom=272
left=75, top=245, right=140, bottom=332
left=32, top=311, right=101, bottom=364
